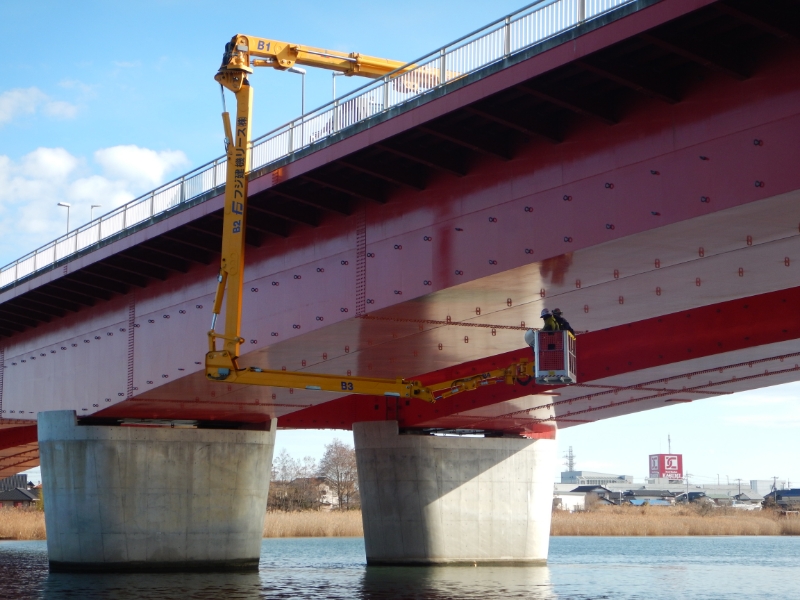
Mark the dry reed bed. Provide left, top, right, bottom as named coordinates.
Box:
left=0, top=509, right=46, bottom=541
left=263, top=510, right=363, bottom=538
left=3, top=506, right=800, bottom=541
left=552, top=505, right=800, bottom=536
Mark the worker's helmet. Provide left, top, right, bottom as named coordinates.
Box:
left=540, top=308, right=550, bottom=317
left=553, top=308, right=562, bottom=315
left=523, top=329, right=536, bottom=347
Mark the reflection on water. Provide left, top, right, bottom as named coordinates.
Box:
left=2, top=536, right=800, bottom=599
left=360, top=564, right=553, bottom=599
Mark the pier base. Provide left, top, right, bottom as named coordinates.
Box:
left=353, top=421, right=556, bottom=565
left=38, top=411, right=275, bottom=572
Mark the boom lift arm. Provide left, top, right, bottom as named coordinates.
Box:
left=218, top=34, right=412, bottom=79
left=205, top=34, right=547, bottom=405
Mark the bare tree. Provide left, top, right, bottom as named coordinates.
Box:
left=269, top=449, right=322, bottom=511
left=318, top=439, right=359, bottom=510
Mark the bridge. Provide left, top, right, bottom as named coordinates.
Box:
left=1, top=0, right=799, bottom=570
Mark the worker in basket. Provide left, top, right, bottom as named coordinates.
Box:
left=523, top=308, right=558, bottom=354
left=539, top=308, right=559, bottom=332
left=552, top=308, right=575, bottom=335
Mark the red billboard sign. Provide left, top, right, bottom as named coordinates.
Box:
left=649, top=454, right=683, bottom=479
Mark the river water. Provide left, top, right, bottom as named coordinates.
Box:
left=1, top=536, right=798, bottom=599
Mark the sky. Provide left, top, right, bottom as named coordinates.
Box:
left=3, top=1, right=798, bottom=489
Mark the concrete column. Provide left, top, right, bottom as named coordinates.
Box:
left=38, top=410, right=276, bottom=572
left=354, top=421, right=556, bottom=565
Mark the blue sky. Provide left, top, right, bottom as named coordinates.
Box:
left=3, top=1, right=798, bottom=488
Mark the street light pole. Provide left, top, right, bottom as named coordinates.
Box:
left=332, top=72, right=345, bottom=100
left=287, top=66, right=307, bottom=147
left=287, top=66, right=306, bottom=115
left=57, top=202, right=71, bottom=234
left=91, top=204, right=101, bottom=221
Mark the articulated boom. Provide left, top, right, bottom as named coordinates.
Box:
left=205, top=33, right=574, bottom=406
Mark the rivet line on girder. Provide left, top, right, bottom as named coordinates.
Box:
left=358, top=314, right=531, bottom=331
left=544, top=365, right=800, bottom=424
left=460, top=351, right=800, bottom=428
left=464, top=363, right=800, bottom=430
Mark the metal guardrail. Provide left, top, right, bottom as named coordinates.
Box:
left=0, top=0, right=634, bottom=291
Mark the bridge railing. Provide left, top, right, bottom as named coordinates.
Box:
left=0, top=0, right=634, bottom=291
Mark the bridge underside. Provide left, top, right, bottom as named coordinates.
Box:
left=2, top=0, right=800, bottom=477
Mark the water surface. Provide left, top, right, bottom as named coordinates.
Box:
left=1, top=536, right=798, bottom=599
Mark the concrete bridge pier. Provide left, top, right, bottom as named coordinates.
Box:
left=38, top=411, right=276, bottom=572
left=354, top=421, right=556, bottom=565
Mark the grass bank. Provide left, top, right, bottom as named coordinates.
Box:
left=263, top=510, right=363, bottom=538
left=0, top=508, right=364, bottom=541
left=0, top=508, right=46, bottom=541
left=552, top=505, right=800, bottom=536
left=4, top=505, right=800, bottom=541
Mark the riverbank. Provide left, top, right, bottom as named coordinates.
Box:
left=263, top=510, right=363, bottom=537
left=0, top=508, right=46, bottom=541
left=552, top=505, right=800, bottom=536
left=3, top=505, right=800, bottom=541
left=0, top=508, right=364, bottom=541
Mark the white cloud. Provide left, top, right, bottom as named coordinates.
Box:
left=0, top=145, right=190, bottom=265
left=20, top=147, right=80, bottom=180
left=95, top=145, right=188, bottom=188
left=0, top=88, right=47, bottom=124
left=58, top=80, right=97, bottom=99
left=43, top=100, right=79, bottom=120
left=0, top=87, right=79, bottom=126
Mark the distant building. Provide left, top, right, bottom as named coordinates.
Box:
left=0, top=475, right=27, bottom=492
left=561, top=471, right=633, bottom=485
left=733, top=491, right=763, bottom=504
left=772, top=489, right=800, bottom=509
left=675, top=491, right=710, bottom=503
left=553, top=491, right=587, bottom=512
left=704, top=493, right=733, bottom=506
left=623, top=489, right=676, bottom=505
left=750, top=480, right=779, bottom=497
left=0, top=487, right=38, bottom=508
left=628, top=498, right=672, bottom=506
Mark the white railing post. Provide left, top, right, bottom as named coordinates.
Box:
left=212, top=159, right=217, bottom=189
left=288, top=122, right=295, bottom=153
left=439, top=48, right=447, bottom=85
left=333, top=100, right=340, bottom=132
left=180, top=176, right=186, bottom=203
left=579, top=0, right=586, bottom=23
left=504, top=16, right=512, bottom=56
left=300, top=117, right=305, bottom=150
left=383, top=76, right=390, bottom=111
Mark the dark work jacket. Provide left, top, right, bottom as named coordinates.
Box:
left=554, top=315, right=574, bottom=335
left=541, top=315, right=559, bottom=331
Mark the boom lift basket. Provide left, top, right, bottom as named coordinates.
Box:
left=533, top=330, right=577, bottom=384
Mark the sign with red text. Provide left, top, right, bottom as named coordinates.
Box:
left=649, top=454, right=683, bottom=479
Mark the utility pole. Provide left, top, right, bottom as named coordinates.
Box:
left=735, top=478, right=742, bottom=496
left=668, top=434, right=671, bottom=454
left=773, top=476, right=780, bottom=503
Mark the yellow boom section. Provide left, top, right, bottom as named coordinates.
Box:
left=206, top=34, right=476, bottom=405
left=220, top=34, right=410, bottom=78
